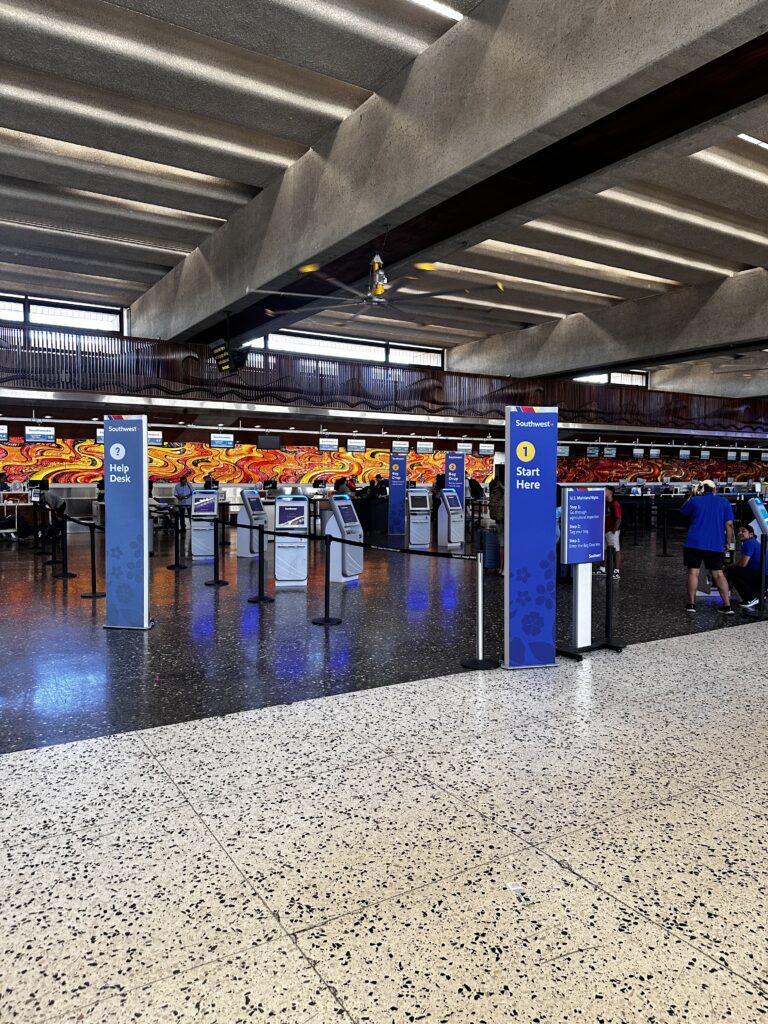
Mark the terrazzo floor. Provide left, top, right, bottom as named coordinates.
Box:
left=0, top=524, right=759, bottom=753
left=1, top=624, right=766, bottom=1022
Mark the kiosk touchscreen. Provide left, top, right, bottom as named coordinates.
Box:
left=407, top=489, right=431, bottom=548
left=437, top=487, right=464, bottom=548
left=237, top=488, right=268, bottom=558
left=326, top=494, right=364, bottom=582
left=274, top=494, right=309, bottom=586
left=191, top=489, right=218, bottom=559
left=749, top=496, right=768, bottom=537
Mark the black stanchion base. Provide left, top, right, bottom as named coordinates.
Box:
left=81, top=591, right=106, bottom=600
left=205, top=579, right=229, bottom=588
left=312, top=616, right=342, bottom=626
left=53, top=571, right=78, bottom=580
left=461, top=657, right=501, bottom=669
left=166, top=563, right=187, bottom=571
left=557, top=639, right=625, bottom=661
left=247, top=594, right=275, bottom=604
left=741, top=607, right=768, bottom=620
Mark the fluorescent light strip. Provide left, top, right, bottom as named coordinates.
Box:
left=406, top=0, right=463, bottom=20
left=424, top=261, right=620, bottom=300
left=0, top=6, right=357, bottom=122
left=738, top=133, right=768, bottom=151
left=692, top=146, right=768, bottom=192
left=526, top=218, right=735, bottom=277
left=601, top=186, right=768, bottom=248
left=399, top=287, right=566, bottom=319
left=473, top=240, right=679, bottom=288
left=0, top=82, right=298, bottom=169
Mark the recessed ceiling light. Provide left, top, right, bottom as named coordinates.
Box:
left=44, top=415, right=52, bottom=419
left=525, top=218, right=736, bottom=277
left=399, top=287, right=567, bottom=320
left=737, top=133, right=768, bottom=150
left=472, top=240, right=679, bottom=288
left=600, top=186, right=768, bottom=248
left=406, top=0, right=463, bottom=20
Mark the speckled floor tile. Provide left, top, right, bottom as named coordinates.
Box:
left=0, top=807, right=278, bottom=1022
left=0, top=733, right=182, bottom=847
left=56, top=938, right=350, bottom=1023
left=198, top=757, right=523, bottom=931
left=545, top=789, right=768, bottom=992
left=298, top=851, right=768, bottom=1022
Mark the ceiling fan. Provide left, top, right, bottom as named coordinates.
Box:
left=246, top=253, right=507, bottom=328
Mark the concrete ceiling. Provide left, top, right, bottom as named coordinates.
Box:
left=0, top=0, right=480, bottom=308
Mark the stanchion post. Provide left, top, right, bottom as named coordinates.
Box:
left=632, top=503, right=639, bottom=546
left=44, top=509, right=59, bottom=565
left=32, top=502, right=41, bottom=551
left=53, top=515, right=77, bottom=580
left=660, top=504, right=671, bottom=557
left=312, top=534, right=342, bottom=626
left=81, top=522, right=106, bottom=599
left=205, top=514, right=229, bottom=587
left=605, top=545, right=615, bottom=641
left=248, top=524, right=274, bottom=604
left=167, top=509, right=187, bottom=571
left=760, top=534, right=767, bottom=618
left=461, top=551, right=500, bottom=669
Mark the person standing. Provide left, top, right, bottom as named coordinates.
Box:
left=680, top=480, right=735, bottom=614
left=596, top=486, right=622, bottom=579
left=174, top=474, right=193, bottom=532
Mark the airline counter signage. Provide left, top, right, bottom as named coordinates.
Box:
left=504, top=406, right=558, bottom=670
left=561, top=487, right=605, bottom=565
left=104, top=415, right=150, bottom=630
left=388, top=454, right=407, bottom=535
left=445, top=452, right=465, bottom=507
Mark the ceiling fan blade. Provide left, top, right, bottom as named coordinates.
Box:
left=264, top=300, right=364, bottom=318
left=249, top=288, right=353, bottom=301
left=299, top=265, right=367, bottom=299
left=396, top=283, right=505, bottom=301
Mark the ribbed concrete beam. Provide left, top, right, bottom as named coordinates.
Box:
left=446, top=267, right=768, bottom=377
left=130, top=0, right=768, bottom=341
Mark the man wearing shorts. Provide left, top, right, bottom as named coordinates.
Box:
left=680, top=480, right=735, bottom=614
left=596, top=486, right=622, bottom=579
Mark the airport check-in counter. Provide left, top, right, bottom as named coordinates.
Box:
left=437, top=487, right=464, bottom=548
left=237, top=488, right=268, bottom=557
left=326, top=494, right=364, bottom=582
left=274, top=494, right=309, bottom=587
left=190, top=489, right=218, bottom=558
left=407, top=488, right=432, bottom=548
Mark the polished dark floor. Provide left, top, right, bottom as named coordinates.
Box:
left=0, top=523, right=758, bottom=753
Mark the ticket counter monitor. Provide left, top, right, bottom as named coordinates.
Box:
left=237, top=488, right=268, bottom=558
left=437, top=487, right=464, bottom=548
left=191, top=489, right=218, bottom=559
left=326, top=494, right=364, bottom=582
left=274, top=494, right=309, bottom=587
left=407, top=489, right=431, bottom=548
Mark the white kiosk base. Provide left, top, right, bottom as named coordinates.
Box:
left=325, top=517, right=362, bottom=583
left=437, top=504, right=461, bottom=548
left=237, top=506, right=256, bottom=558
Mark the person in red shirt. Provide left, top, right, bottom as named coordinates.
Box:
left=596, top=485, right=622, bottom=579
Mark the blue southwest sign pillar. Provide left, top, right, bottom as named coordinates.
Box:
left=445, top=452, right=465, bottom=508
left=387, top=453, right=407, bottom=535
left=104, top=414, right=151, bottom=630
left=504, top=405, right=558, bottom=668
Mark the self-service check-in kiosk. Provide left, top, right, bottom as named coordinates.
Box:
left=237, top=488, right=268, bottom=558
left=407, top=488, right=431, bottom=548
left=274, top=494, right=309, bottom=587
left=326, top=494, right=364, bottom=582
left=437, top=487, right=464, bottom=548
left=191, top=489, right=218, bottom=558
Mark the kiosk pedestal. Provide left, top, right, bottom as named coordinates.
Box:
left=237, top=489, right=268, bottom=558
left=407, top=489, right=431, bottom=548
left=190, top=490, right=218, bottom=559
left=437, top=488, right=463, bottom=548
left=326, top=494, right=364, bottom=582
left=274, top=494, right=309, bottom=588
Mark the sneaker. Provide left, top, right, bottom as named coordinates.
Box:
left=685, top=603, right=696, bottom=613
left=595, top=566, right=606, bottom=575
left=718, top=605, right=735, bottom=616
left=612, top=569, right=620, bottom=580
left=743, top=597, right=760, bottom=609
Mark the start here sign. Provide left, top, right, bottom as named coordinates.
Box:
left=504, top=408, right=558, bottom=670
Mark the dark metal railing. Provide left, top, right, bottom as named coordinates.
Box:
left=1, top=323, right=767, bottom=432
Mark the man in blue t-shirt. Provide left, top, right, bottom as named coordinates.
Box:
left=725, top=524, right=767, bottom=608
left=680, top=480, right=735, bottom=614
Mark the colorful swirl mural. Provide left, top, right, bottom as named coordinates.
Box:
left=557, top=456, right=768, bottom=482
left=0, top=439, right=495, bottom=485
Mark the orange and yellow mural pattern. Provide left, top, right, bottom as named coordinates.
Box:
left=0, top=439, right=495, bottom=485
